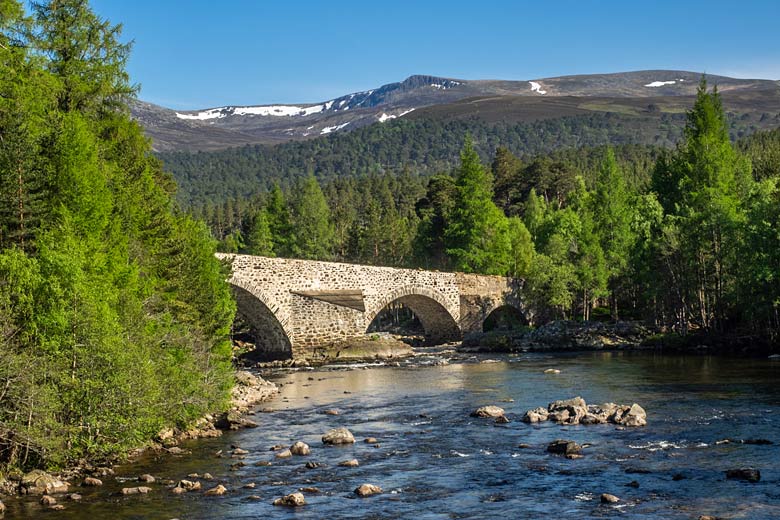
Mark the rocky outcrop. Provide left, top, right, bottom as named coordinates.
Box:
left=462, top=320, right=653, bottom=353
left=523, top=397, right=646, bottom=427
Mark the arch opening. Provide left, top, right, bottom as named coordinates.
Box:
left=482, top=305, right=527, bottom=332
left=231, top=284, right=292, bottom=362
left=367, top=292, right=460, bottom=346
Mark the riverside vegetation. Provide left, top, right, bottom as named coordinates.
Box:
left=0, top=0, right=236, bottom=475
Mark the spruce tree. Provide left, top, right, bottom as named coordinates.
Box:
left=289, top=174, right=334, bottom=260
left=445, top=137, right=511, bottom=275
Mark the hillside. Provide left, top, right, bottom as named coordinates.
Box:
left=134, top=70, right=780, bottom=152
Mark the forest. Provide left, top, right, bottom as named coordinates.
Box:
left=205, top=89, right=780, bottom=342
left=0, top=0, right=235, bottom=471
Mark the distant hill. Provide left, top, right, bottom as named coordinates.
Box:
left=132, top=70, right=780, bottom=152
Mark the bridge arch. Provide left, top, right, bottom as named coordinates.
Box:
left=482, top=304, right=528, bottom=332
left=228, top=278, right=294, bottom=361
left=366, top=285, right=461, bottom=344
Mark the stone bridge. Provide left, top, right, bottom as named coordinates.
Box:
left=219, top=254, right=524, bottom=360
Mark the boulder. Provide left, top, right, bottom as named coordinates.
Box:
left=20, top=470, right=68, bottom=495
left=204, top=484, right=228, bottom=496
left=171, top=486, right=186, bottom=495
left=495, top=415, right=510, bottom=424
left=202, top=473, right=214, bottom=480
left=275, top=449, right=292, bottom=459
left=273, top=492, right=306, bottom=507
left=522, top=407, right=549, bottom=423
left=40, top=495, right=57, bottom=506
left=339, top=459, right=359, bottom=467
left=471, top=406, right=505, bottom=418
left=138, top=474, right=155, bottom=483
left=601, top=493, right=620, bottom=504
left=725, top=468, right=760, bottom=483
left=548, top=397, right=588, bottom=424
left=364, top=437, right=378, bottom=444
left=322, top=427, right=355, bottom=445
left=121, top=486, right=152, bottom=495
left=232, top=448, right=249, bottom=455
left=546, top=440, right=582, bottom=457
left=177, top=480, right=201, bottom=491
left=82, top=477, right=103, bottom=487
left=355, top=483, right=383, bottom=497
left=615, top=404, right=646, bottom=427
left=587, top=403, right=619, bottom=422
left=290, top=441, right=311, bottom=456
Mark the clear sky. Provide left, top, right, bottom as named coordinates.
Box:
left=87, top=0, right=780, bottom=109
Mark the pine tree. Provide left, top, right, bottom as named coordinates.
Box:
left=245, top=208, right=274, bottom=256
left=445, top=137, right=512, bottom=275
left=265, top=183, right=293, bottom=257
left=289, top=174, right=334, bottom=260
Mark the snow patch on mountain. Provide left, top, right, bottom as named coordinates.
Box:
left=321, top=122, right=351, bottom=134
left=377, top=108, right=416, bottom=123
left=176, top=103, right=330, bottom=120
left=645, top=80, right=677, bottom=87
left=529, top=81, right=547, bottom=95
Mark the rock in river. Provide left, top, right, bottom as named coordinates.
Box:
left=82, top=477, right=103, bottom=487
left=322, top=427, right=355, bottom=445
left=290, top=441, right=311, bottom=456
left=121, top=486, right=151, bottom=495
left=471, top=406, right=505, bottom=418
left=355, top=483, right=383, bottom=497
left=273, top=492, right=306, bottom=507
left=339, top=459, right=360, bottom=467
left=601, top=493, right=620, bottom=504
left=725, top=468, right=760, bottom=482
left=204, top=484, right=228, bottom=496
left=0, top=499, right=5, bottom=514
left=522, top=407, right=549, bottom=423
left=20, top=470, right=69, bottom=495
left=546, top=440, right=582, bottom=457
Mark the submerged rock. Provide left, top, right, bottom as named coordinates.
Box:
left=339, top=459, right=360, bottom=467
left=322, top=427, right=355, bottom=445
left=725, top=468, right=760, bottom=482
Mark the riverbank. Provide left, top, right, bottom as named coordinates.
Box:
left=0, top=370, right=278, bottom=505
left=460, top=320, right=779, bottom=356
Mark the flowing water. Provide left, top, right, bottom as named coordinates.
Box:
left=7, top=350, right=780, bottom=519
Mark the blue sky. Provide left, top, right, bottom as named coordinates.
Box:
left=88, top=0, right=780, bottom=109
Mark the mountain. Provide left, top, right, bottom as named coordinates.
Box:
left=132, top=70, right=780, bottom=152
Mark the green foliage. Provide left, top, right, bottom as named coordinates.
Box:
left=288, top=174, right=334, bottom=260
left=0, top=0, right=234, bottom=471
left=445, top=138, right=512, bottom=275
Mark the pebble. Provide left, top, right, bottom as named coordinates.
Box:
left=544, top=369, right=561, bottom=374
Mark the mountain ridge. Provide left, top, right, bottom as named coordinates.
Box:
left=131, top=70, right=780, bottom=152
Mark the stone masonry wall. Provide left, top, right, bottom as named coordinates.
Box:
left=218, top=254, right=522, bottom=359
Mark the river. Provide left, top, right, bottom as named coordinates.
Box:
left=8, top=350, right=780, bottom=519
